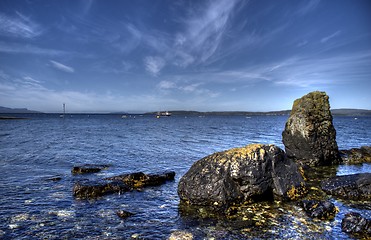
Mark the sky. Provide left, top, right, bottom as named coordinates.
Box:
left=0, top=0, right=370, bottom=113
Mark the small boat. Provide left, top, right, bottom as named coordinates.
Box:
left=156, top=111, right=172, bottom=118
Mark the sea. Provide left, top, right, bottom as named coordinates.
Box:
left=0, top=114, right=370, bottom=239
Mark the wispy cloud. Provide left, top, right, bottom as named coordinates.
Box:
left=50, top=60, right=75, bottom=73
left=296, top=0, right=321, bottom=16
left=321, top=30, right=341, bottom=43
left=157, top=80, right=219, bottom=97
left=269, top=51, right=371, bottom=87
left=0, top=12, right=42, bottom=38
left=297, top=40, right=308, bottom=47
left=158, top=80, right=176, bottom=90
left=0, top=73, right=179, bottom=113
left=144, top=56, right=165, bottom=76
left=81, top=0, right=94, bottom=15
left=174, top=0, right=239, bottom=64
left=0, top=41, right=66, bottom=56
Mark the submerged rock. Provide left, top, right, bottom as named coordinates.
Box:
left=178, top=144, right=307, bottom=209
left=300, top=200, right=338, bottom=220
left=282, top=91, right=341, bottom=166
left=71, top=164, right=110, bottom=174
left=73, top=180, right=129, bottom=199
left=116, top=210, right=134, bottom=219
left=340, top=146, right=371, bottom=164
left=321, top=173, right=371, bottom=200
left=168, top=230, right=193, bottom=240
left=106, top=171, right=175, bottom=189
left=341, top=212, right=371, bottom=236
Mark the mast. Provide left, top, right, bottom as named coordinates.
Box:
left=60, top=103, right=66, bottom=118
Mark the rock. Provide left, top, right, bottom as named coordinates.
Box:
left=321, top=173, right=371, bottom=200
left=73, top=171, right=175, bottom=199
left=282, top=91, right=341, bottom=166
left=73, top=180, right=129, bottom=199
left=71, top=164, right=110, bottom=174
left=168, top=230, right=193, bottom=240
left=178, top=144, right=307, bottom=209
left=300, top=200, right=338, bottom=220
left=106, top=171, right=175, bottom=189
left=341, top=212, right=371, bottom=236
left=116, top=210, right=134, bottom=219
left=45, top=176, right=62, bottom=181
left=340, top=146, right=371, bottom=164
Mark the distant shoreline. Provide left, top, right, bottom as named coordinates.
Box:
left=1, top=109, right=371, bottom=117
left=0, top=116, right=28, bottom=120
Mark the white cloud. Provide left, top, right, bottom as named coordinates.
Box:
left=267, top=51, right=371, bottom=87
left=178, top=0, right=239, bottom=63
left=144, top=56, right=165, bottom=76
left=0, top=41, right=66, bottom=56
left=0, top=12, right=42, bottom=38
left=321, top=31, right=341, bottom=43
left=156, top=79, right=219, bottom=98
left=297, top=40, right=308, bottom=47
left=158, top=80, right=176, bottom=90
left=50, top=60, right=75, bottom=73
left=296, top=0, right=321, bottom=16
left=23, top=76, right=41, bottom=83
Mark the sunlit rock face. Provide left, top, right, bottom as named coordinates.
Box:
left=282, top=91, right=341, bottom=166
left=178, top=144, right=307, bottom=209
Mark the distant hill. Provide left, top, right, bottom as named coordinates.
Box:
left=145, top=110, right=291, bottom=116
left=331, top=109, right=371, bottom=116
left=145, top=109, right=371, bottom=116
left=0, top=106, right=41, bottom=113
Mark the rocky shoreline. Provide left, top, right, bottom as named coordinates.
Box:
left=177, top=91, right=371, bottom=238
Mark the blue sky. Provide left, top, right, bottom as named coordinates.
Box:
left=0, top=0, right=370, bottom=113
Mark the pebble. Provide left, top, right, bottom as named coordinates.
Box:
left=9, top=224, right=18, bottom=229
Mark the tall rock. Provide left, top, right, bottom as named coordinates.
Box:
left=178, top=144, right=307, bottom=209
left=282, top=91, right=341, bottom=166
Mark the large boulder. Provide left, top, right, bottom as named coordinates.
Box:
left=321, top=173, right=371, bottom=200
left=178, top=144, right=307, bottom=209
left=340, top=146, right=371, bottom=164
left=282, top=91, right=341, bottom=166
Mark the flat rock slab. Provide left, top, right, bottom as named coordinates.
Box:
left=321, top=173, right=371, bottom=200
left=71, top=164, right=110, bottom=174
left=73, top=180, right=129, bottom=199
left=106, top=171, right=175, bottom=189
left=73, top=171, right=175, bottom=199
left=342, top=212, right=371, bottom=237
left=340, top=146, right=371, bottom=164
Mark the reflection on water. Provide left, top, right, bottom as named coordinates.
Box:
left=337, top=163, right=371, bottom=176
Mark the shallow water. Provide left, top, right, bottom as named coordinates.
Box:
left=0, top=114, right=370, bottom=239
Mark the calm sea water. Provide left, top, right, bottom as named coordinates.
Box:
left=0, top=114, right=370, bottom=239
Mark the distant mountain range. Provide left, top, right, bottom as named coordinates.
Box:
left=0, top=106, right=41, bottom=113
left=1, top=106, right=370, bottom=116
